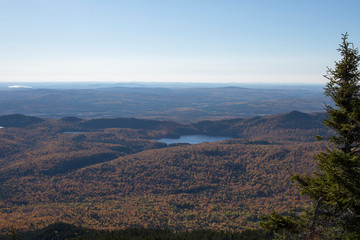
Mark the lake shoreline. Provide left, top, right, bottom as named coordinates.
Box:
left=155, top=135, right=232, bottom=145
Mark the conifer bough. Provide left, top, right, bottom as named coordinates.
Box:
left=261, top=33, right=360, bottom=239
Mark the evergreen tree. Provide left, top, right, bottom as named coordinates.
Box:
left=261, top=33, right=360, bottom=239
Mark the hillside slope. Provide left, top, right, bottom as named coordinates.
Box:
left=0, top=111, right=329, bottom=232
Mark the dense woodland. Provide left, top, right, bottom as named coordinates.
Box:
left=0, top=111, right=332, bottom=237
left=0, top=222, right=273, bottom=240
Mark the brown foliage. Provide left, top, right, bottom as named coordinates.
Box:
left=0, top=113, right=329, bottom=232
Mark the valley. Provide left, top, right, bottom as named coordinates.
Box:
left=0, top=111, right=331, bottom=233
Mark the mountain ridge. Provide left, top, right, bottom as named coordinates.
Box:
left=0, top=110, right=328, bottom=134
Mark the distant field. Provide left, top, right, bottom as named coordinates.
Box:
left=0, top=84, right=329, bottom=122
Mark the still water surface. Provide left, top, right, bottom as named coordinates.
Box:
left=157, top=135, right=232, bottom=145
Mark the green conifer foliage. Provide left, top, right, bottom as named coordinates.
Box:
left=261, top=33, right=360, bottom=239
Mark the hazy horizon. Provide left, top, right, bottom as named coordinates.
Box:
left=0, top=81, right=326, bottom=90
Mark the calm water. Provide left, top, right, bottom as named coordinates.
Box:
left=157, top=135, right=232, bottom=145
left=64, top=131, right=86, bottom=134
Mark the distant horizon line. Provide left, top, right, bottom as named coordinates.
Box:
left=0, top=81, right=325, bottom=85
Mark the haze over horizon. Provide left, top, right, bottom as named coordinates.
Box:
left=1, top=0, right=359, bottom=84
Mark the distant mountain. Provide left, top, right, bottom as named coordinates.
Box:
left=0, top=114, right=44, bottom=128
left=0, top=87, right=330, bottom=122
left=0, top=111, right=330, bottom=143
left=192, top=111, right=329, bottom=141
left=79, top=118, right=182, bottom=130
left=0, top=111, right=329, bottom=142
left=61, top=116, right=83, bottom=123
left=261, top=110, right=326, bottom=129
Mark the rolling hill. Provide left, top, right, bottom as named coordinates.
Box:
left=0, top=111, right=330, bottom=233
left=0, top=87, right=329, bottom=122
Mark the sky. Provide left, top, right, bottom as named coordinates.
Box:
left=0, top=0, right=360, bottom=84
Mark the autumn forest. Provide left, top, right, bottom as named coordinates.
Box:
left=0, top=111, right=331, bottom=238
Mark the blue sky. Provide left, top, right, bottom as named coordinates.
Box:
left=1, top=0, right=360, bottom=84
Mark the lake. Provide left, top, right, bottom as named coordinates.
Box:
left=64, top=131, right=87, bottom=134
left=157, top=135, right=232, bottom=145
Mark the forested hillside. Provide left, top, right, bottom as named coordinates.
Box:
left=0, top=222, right=272, bottom=240
left=0, top=112, right=330, bottom=234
